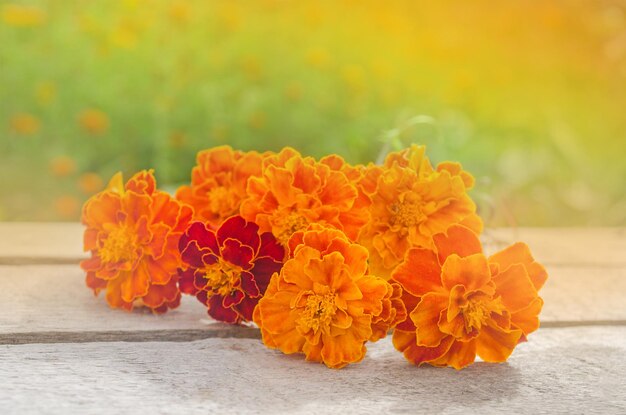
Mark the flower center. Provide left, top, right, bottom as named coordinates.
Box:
left=299, top=293, right=337, bottom=332
left=275, top=212, right=309, bottom=246
left=204, top=259, right=242, bottom=296
left=100, top=226, right=136, bottom=264
left=461, top=296, right=504, bottom=332
left=390, top=193, right=425, bottom=228
left=462, top=300, right=490, bottom=331
left=207, top=186, right=235, bottom=216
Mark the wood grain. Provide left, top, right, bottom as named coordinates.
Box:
left=1, top=327, right=625, bottom=414
left=0, top=222, right=84, bottom=264
left=1, top=262, right=624, bottom=339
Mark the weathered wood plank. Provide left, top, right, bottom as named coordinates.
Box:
left=0, top=222, right=84, bottom=264
left=0, top=263, right=624, bottom=337
left=484, top=227, right=626, bottom=267
left=1, top=327, right=624, bottom=414
left=0, top=223, right=624, bottom=266
left=0, top=265, right=213, bottom=333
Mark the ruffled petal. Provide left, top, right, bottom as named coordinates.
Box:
left=493, top=263, right=538, bottom=313
left=432, top=225, right=483, bottom=263
left=441, top=253, right=491, bottom=292
left=410, top=292, right=449, bottom=347
left=476, top=325, right=523, bottom=363
left=391, top=248, right=443, bottom=297
left=489, top=242, right=547, bottom=291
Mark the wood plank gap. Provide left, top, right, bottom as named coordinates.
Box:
left=3, top=321, right=626, bottom=345
left=0, top=327, right=261, bottom=345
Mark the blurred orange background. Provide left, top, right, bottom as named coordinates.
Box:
left=1, top=0, right=625, bottom=226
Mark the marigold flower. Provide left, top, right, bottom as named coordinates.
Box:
left=49, top=156, right=77, bottom=177
left=178, top=216, right=284, bottom=324
left=10, top=113, right=40, bottom=136
left=391, top=225, right=547, bottom=370
left=1, top=4, right=46, bottom=27
left=358, top=144, right=482, bottom=279
left=80, top=170, right=192, bottom=313
left=254, top=227, right=406, bottom=369
left=240, top=148, right=370, bottom=249
left=55, top=195, right=80, bottom=219
left=78, top=108, right=109, bottom=135
left=78, top=172, right=104, bottom=194
left=176, top=146, right=269, bottom=227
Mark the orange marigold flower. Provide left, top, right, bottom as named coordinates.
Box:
left=78, top=108, right=109, bottom=135
left=240, top=148, right=370, bottom=249
left=391, top=225, right=547, bottom=370
left=254, top=227, right=406, bottom=369
left=80, top=170, right=193, bottom=313
left=49, top=155, right=77, bottom=177
left=358, top=144, right=482, bottom=279
left=176, top=146, right=269, bottom=227
left=78, top=172, right=104, bottom=194
left=10, top=112, right=40, bottom=136
left=55, top=195, right=80, bottom=219
left=1, top=4, right=46, bottom=27
left=178, top=216, right=284, bottom=324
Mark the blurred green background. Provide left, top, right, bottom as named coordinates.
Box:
left=1, top=0, right=625, bottom=226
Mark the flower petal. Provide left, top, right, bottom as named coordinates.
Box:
left=441, top=253, right=491, bottom=292
left=220, top=238, right=254, bottom=268
left=431, top=339, right=477, bottom=370
left=391, top=248, right=442, bottom=297
left=476, top=325, right=523, bottom=363
left=411, top=292, right=449, bottom=347
left=493, top=263, right=538, bottom=313
left=208, top=295, right=240, bottom=323
left=432, top=225, right=483, bottom=263
left=217, top=216, right=261, bottom=253
left=511, top=297, right=544, bottom=337
left=489, top=242, right=547, bottom=291
left=392, top=329, right=454, bottom=367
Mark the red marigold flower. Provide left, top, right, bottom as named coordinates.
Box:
left=391, top=225, right=547, bottom=369
left=80, top=170, right=193, bottom=313
left=176, top=146, right=271, bottom=227
left=178, top=215, right=284, bottom=324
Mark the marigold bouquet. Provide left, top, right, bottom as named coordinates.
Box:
left=80, top=144, right=546, bottom=370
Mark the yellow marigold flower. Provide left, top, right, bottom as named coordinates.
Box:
left=78, top=172, right=104, bottom=194
left=169, top=0, right=191, bottom=24
left=248, top=110, right=266, bottom=130
left=1, top=4, right=46, bottom=27
left=35, top=81, right=56, bottom=106
left=254, top=227, right=405, bottom=368
left=358, top=145, right=482, bottom=279
left=78, top=109, right=109, bottom=135
left=240, top=148, right=370, bottom=249
left=49, top=156, right=77, bottom=177
left=341, top=64, right=367, bottom=93
left=10, top=113, right=40, bottom=136
left=284, top=81, right=303, bottom=102
left=176, top=146, right=270, bottom=227
left=80, top=171, right=193, bottom=313
left=305, top=47, right=330, bottom=69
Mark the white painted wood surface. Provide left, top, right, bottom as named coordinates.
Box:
left=0, top=223, right=625, bottom=414
left=2, top=328, right=625, bottom=414
left=0, top=263, right=624, bottom=337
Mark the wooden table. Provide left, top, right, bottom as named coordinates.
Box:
left=1, top=224, right=625, bottom=414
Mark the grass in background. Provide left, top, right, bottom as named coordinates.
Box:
left=1, top=0, right=625, bottom=225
